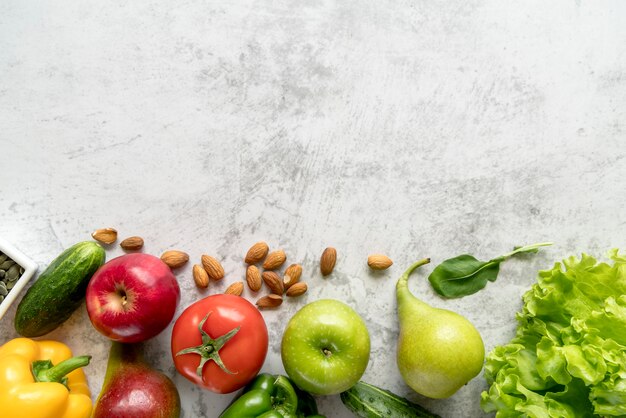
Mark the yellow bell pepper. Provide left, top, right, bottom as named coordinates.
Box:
left=0, top=337, right=92, bottom=418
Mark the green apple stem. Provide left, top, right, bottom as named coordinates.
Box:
left=396, top=258, right=431, bottom=305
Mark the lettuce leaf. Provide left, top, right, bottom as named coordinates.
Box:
left=481, top=250, right=626, bottom=417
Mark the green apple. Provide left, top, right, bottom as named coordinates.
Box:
left=281, top=299, right=370, bottom=395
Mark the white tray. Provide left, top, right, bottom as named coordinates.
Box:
left=0, top=237, right=38, bottom=322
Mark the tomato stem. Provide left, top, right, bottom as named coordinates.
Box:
left=175, top=312, right=240, bottom=378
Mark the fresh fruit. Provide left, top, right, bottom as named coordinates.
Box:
left=92, top=228, right=118, bottom=244
left=160, top=250, right=189, bottom=269
left=15, top=241, right=105, bottom=337
left=263, top=250, right=286, bottom=270
left=245, top=241, right=269, bottom=264
left=340, top=381, right=440, bottom=418
left=93, top=342, right=180, bottom=418
left=120, top=236, right=144, bottom=251
left=86, top=253, right=180, bottom=343
left=320, top=247, right=337, bottom=276
left=367, top=254, right=393, bottom=270
left=281, top=299, right=370, bottom=395
left=396, top=258, right=484, bottom=398
left=192, top=264, right=209, bottom=288
left=257, top=294, right=283, bottom=308
left=201, top=255, right=224, bottom=280
left=171, top=294, right=268, bottom=394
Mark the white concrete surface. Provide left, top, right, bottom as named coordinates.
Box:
left=1, top=1, right=625, bottom=416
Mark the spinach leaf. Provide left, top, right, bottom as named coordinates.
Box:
left=428, top=242, right=552, bottom=298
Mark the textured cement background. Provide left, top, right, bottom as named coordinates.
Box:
left=1, top=1, right=625, bottom=417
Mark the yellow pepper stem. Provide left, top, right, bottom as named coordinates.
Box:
left=33, top=355, right=92, bottom=385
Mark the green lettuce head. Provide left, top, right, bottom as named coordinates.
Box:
left=481, top=250, right=626, bottom=417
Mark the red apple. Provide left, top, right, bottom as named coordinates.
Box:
left=86, top=253, right=180, bottom=343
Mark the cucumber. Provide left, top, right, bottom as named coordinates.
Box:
left=340, top=381, right=441, bottom=418
left=14, top=241, right=105, bottom=337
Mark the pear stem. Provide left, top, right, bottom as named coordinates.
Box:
left=396, top=258, right=431, bottom=301
left=104, top=342, right=143, bottom=383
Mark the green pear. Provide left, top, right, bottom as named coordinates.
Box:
left=396, top=258, right=484, bottom=399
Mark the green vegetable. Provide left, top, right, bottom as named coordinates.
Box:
left=428, top=242, right=552, bottom=298
left=340, top=381, right=440, bottom=417
left=221, top=390, right=273, bottom=418
left=481, top=249, right=626, bottom=417
left=219, top=373, right=325, bottom=418
left=14, top=241, right=105, bottom=337
left=32, top=355, right=92, bottom=387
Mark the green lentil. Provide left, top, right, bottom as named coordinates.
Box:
left=0, top=259, right=15, bottom=270
left=6, top=264, right=20, bottom=282
left=0, top=251, right=22, bottom=303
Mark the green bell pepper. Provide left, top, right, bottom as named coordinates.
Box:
left=219, top=373, right=325, bottom=418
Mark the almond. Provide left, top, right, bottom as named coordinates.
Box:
left=161, top=250, right=189, bottom=269
left=283, top=264, right=302, bottom=288
left=320, top=247, right=337, bottom=276
left=120, top=236, right=144, bottom=251
left=262, top=271, right=284, bottom=295
left=263, top=250, right=286, bottom=270
left=286, top=282, right=307, bottom=297
left=246, top=265, right=262, bottom=291
left=92, top=227, right=118, bottom=244
left=245, top=241, right=269, bottom=264
left=201, top=255, right=225, bottom=280
left=256, top=294, right=283, bottom=308
left=367, top=254, right=393, bottom=270
left=192, top=264, right=209, bottom=288
left=225, top=281, right=244, bottom=296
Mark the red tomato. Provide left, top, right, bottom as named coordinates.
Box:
left=171, top=294, right=268, bottom=394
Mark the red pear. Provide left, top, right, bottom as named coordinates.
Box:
left=93, top=342, right=181, bottom=418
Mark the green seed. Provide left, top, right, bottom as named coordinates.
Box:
left=6, top=264, right=21, bottom=282
left=19, top=267, right=24, bottom=275
left=0, top=270, right=4, bottom=279
left=0, top=260, right=15, bottom=270
left=0, top=282, right=7, bottom=296
left=6, top=281, right=15, bottom=290
left=0, top=295, right=4, bottom=303
left=0, top=253, right=7, bottom=264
